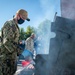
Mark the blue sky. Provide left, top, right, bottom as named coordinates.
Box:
left=0, top=0, right=61, bottom=30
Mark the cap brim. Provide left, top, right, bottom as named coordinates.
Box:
left=26, top=18, right=30, bottom=21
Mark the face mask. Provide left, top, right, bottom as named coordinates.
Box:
left=18, top=18, right=25, bottom=24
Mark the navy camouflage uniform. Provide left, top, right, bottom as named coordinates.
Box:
left=0, top=19, right=22, bottom=75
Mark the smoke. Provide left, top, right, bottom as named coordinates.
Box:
left=39, top=0, right=55, bottom=19
left=33, top=0, right=57, bottom=28
left=34, top=1, right=57, bottom=54
left=34, top=0, right=59, bottom=54
left=61, top=0, right=75, bottom=20
left=35, top=20, right=56, bottom=54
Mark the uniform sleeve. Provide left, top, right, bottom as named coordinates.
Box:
left=2, top=21, right=23, bottom=54
left=25, top=38, right=30, bottom=49
left=1, top=21, right=17, bottom=53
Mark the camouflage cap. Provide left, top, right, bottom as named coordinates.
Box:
left=16, top=9, right=30, bottom=21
